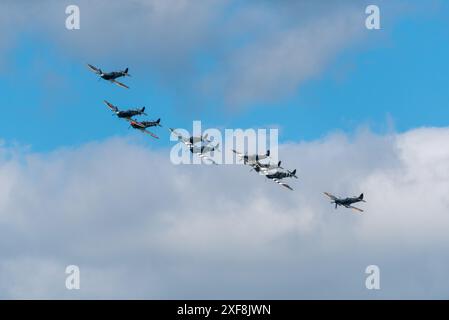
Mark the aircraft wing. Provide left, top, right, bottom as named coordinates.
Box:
left=203, top=137, right=213, bottom=144
left=249, top=162, right=262, bottom=170
left=245, top=159, right=259, bottom=167
left=232, top=150, right=265, bottom=166
left=232, top=149, right=249, bottom=163
left=279, top=182, right=293, bottom=191
left=87, top=64, right=101, bottom=74
left=324, top=192, right=338, bottom=201
left=180, top=140, right=192, bottom=146
left=103, top=100, right=118, bottom=112
left=142, top=129, right=159, bottom=139
left=232, top=149, right=244, bottom=158
left=254, top=166, right=273, bottom=175
left=168, top=128, right=179, bottom=136
left=346, top=205, right=364, bottom=213
left=268, top=178, right=293, bottom=191
left=168, top=128, right=187, bottom=142
left=275, top=179, right=293, bottom=191
left=127, top=120, right=145, bottom=129
left=188, top=146, right=216, bottom=164
left=134, top=127, right=159, bottom=139
left=110, top=79, right=129, bottom=89
left=198, top=154, right=218, bottom=165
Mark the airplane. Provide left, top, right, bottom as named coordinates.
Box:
left=168, top=128, right=212, bottom=146
left=232, top=149, right=270, bottom=165
left=264, top=168, right=298, bottom=191
left=323, top=192, right=366, bottom=213
left=189, top=143, right=220, bottom=165
left=104, top=100, right=146, bottom=119
left=87, top=64, right=131, bottom=88
left=127, top=119, right=161, bottom=139
left=252, top=160, right=283, bottom=173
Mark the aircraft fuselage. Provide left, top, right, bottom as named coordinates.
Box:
left=266, top=171, right=288, bottom=180
left=101, top=72, right=124, bottom=80
left=190, top=145, right=217, bottom=154
left=131, top=121, right=158, bottom=129
left=116, top=110, right=141, bottom=118
left=336, top=198, right=360, bottom=206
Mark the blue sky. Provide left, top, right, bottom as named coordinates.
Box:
left=2, top=1, right=449, bottom=299
left=1, top=0, right=448, bottom=151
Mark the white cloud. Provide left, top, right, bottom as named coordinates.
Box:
left=1, top=127, right=449, bottom=298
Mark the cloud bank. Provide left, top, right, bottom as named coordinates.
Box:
left=1, top=126, right=449, bottom=299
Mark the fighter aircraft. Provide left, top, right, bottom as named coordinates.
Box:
left=127, top=119, right=161, bottom=139
left=252, top=160, right=283, bottom=173
left=232, top=149, right=270, bottom=165
left=87, top=64, right=131, bottom=88
left=323, top=192, right=366, bottom=213
left=104, top=100, right=146, bottom=120
left=168, top=128, right=212, bottom=146
left=189, top=143, right=220, bottom=165
left=263, top=168, right=298, bottom=191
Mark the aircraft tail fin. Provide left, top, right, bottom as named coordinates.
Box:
left=358, top=193, right=366, bottom=202
left=278, top=161, right=281, bottom=167
left=290, top=169, right=298, bottom=179
left=203, top=133, right=208, bottom=140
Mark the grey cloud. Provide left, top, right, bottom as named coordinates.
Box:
left=1, top=127, right=449, bottom=298
left=202, top=2, right=370, bottom=108
left=0, top=0, right=409, bottom=109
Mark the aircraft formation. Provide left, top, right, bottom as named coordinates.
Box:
left=103, top=100, right=161, bottom=139
left=88, top=65, right=366, bottom=213
left=232, top=149, right=298, bottom=191
left=168, top=128, right=220, bottom=165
